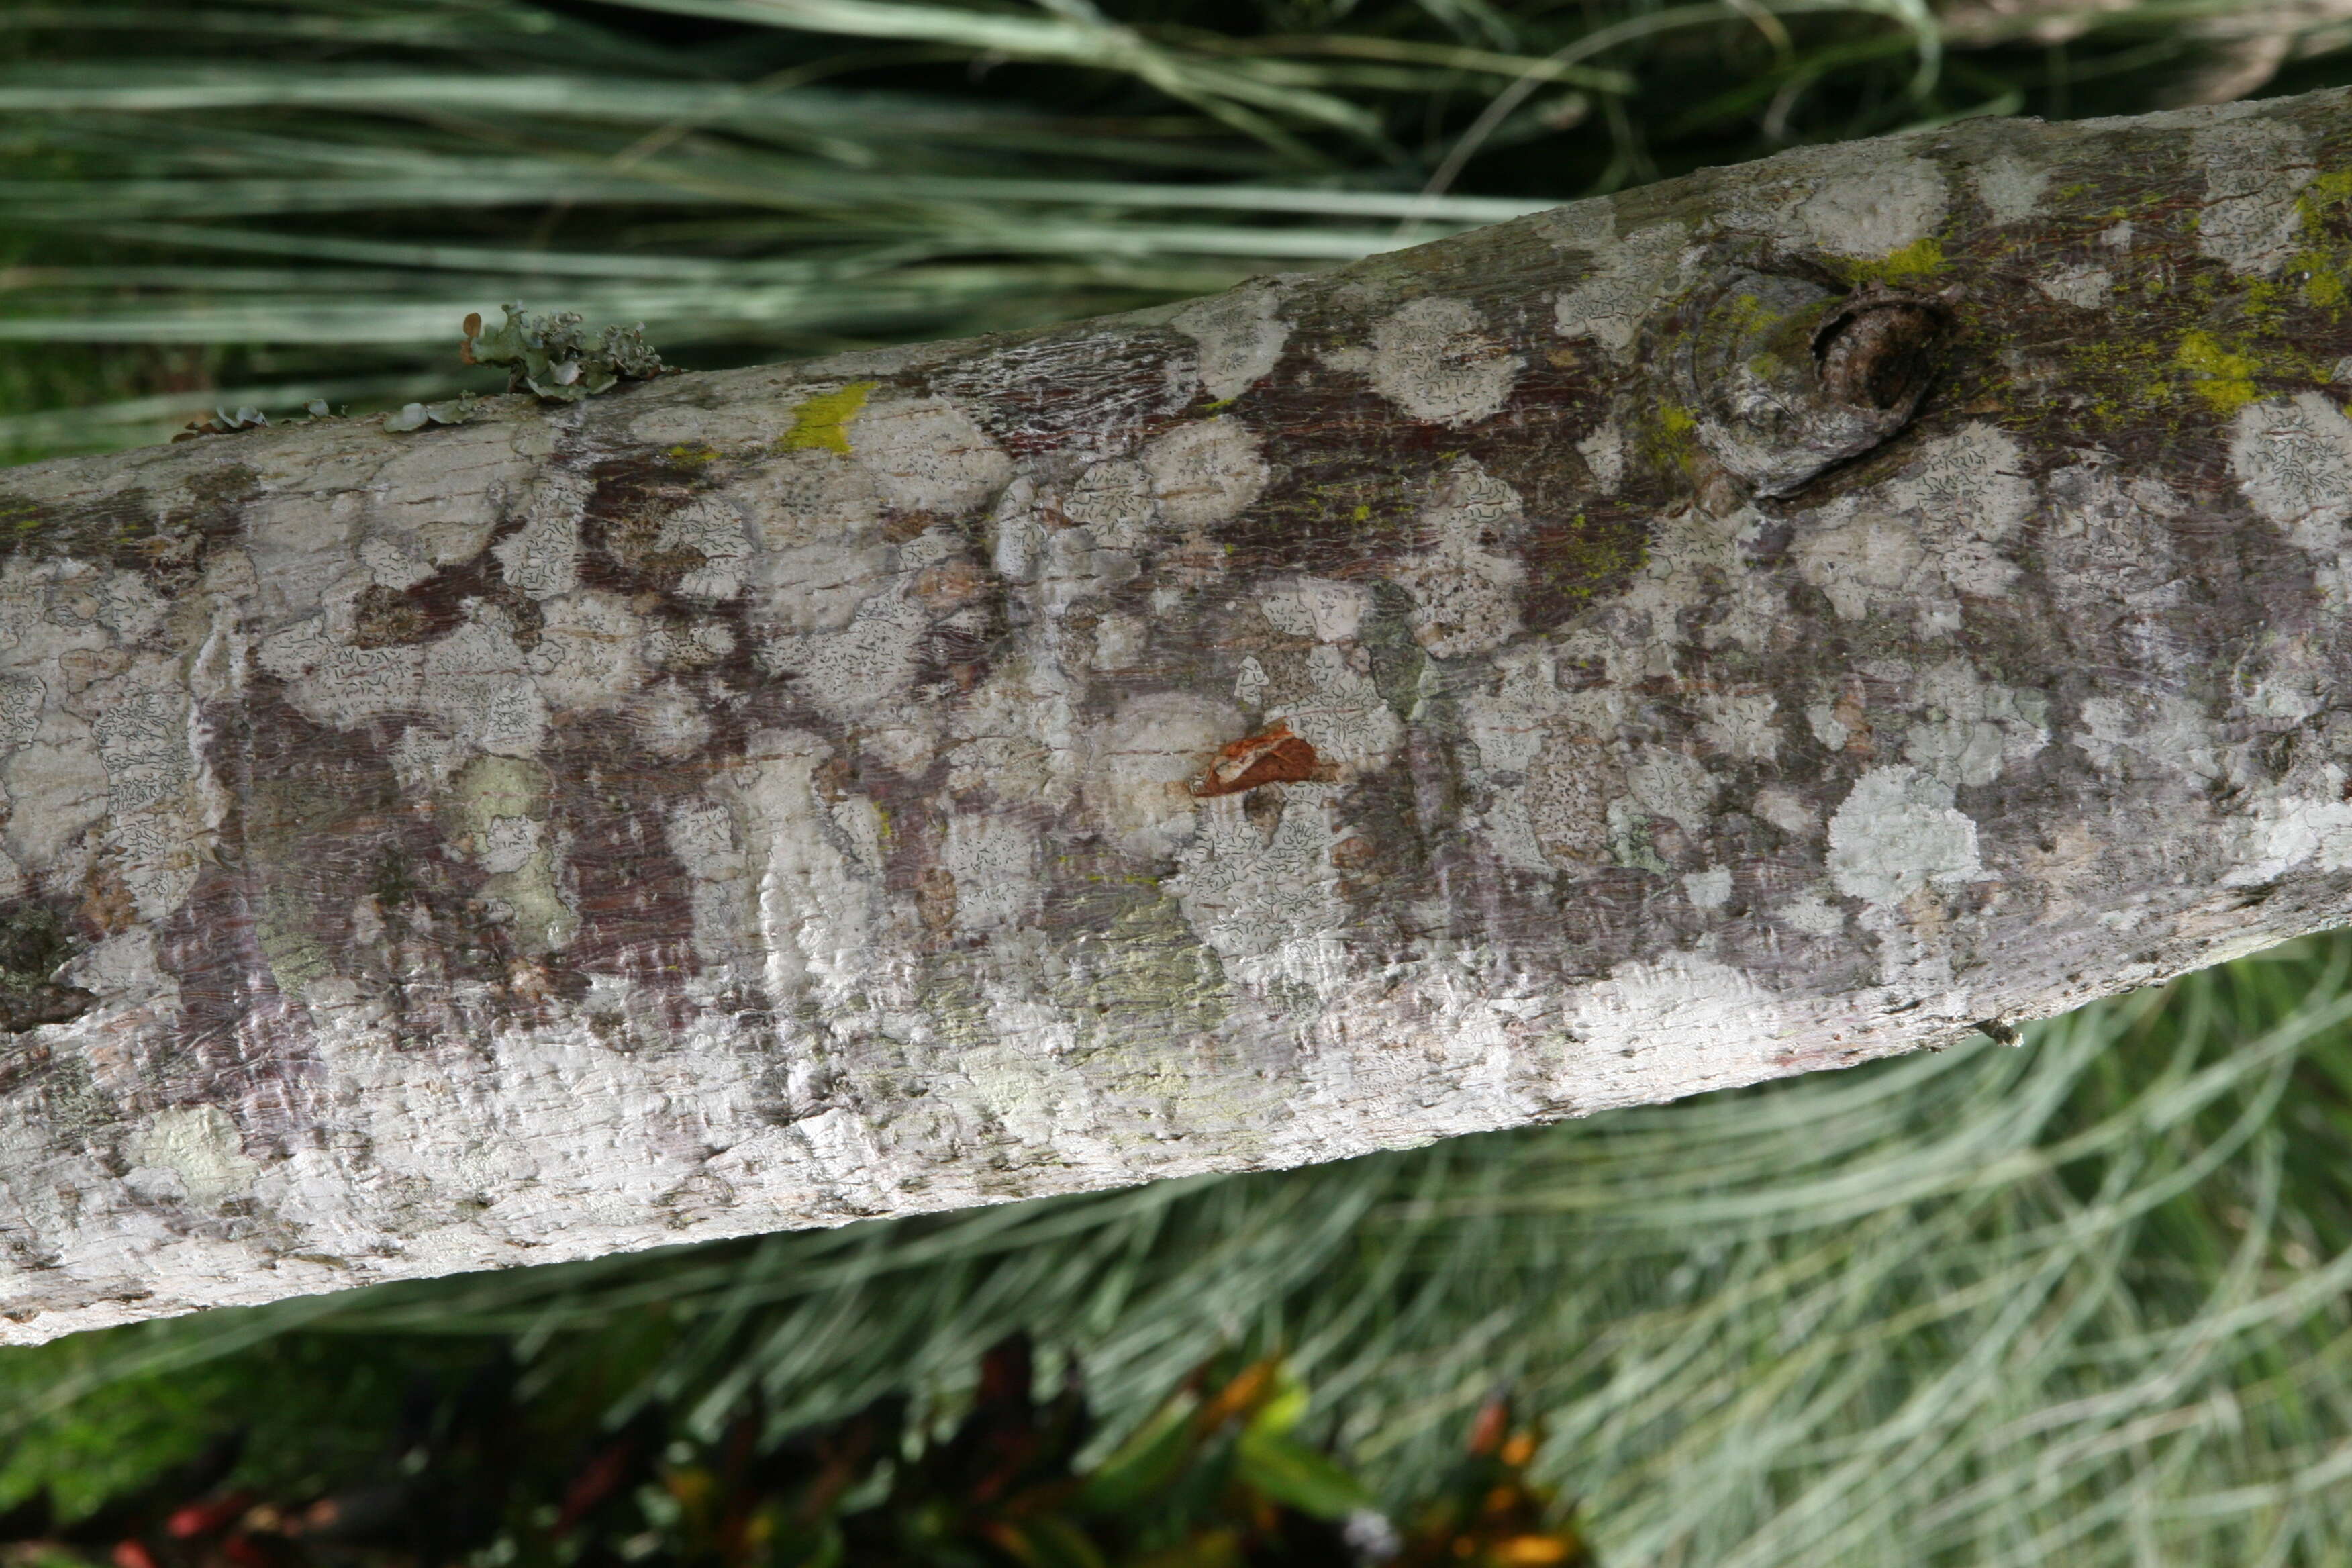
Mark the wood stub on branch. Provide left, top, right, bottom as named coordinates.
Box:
left=5, top=89, right=2352, bottom=1340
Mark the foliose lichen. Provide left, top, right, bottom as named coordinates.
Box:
left=383, top=393, right=482, bottom=433
left=460, top=303, right=668, bottom=403
left=174, top=399, right=340, bottom=442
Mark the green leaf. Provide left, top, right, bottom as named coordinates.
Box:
left=1124, top=1529, right=1244, bottom=1568
left=987, top=1516, right=1109, bottom=1568
left=1232, top=1430, right=1369, bottom=1520
left=1074, top=1398, right=1199, bottom=1516
left=1240, top=1371, right=1307, bottom=1440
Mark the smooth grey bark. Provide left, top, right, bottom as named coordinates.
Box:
left=4, top=88, right=2352, bottom=1342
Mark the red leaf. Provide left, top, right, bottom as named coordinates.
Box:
left=554, top=1438, right=642, bottom=1536
left=168, top=1491, right=256, bottom=1539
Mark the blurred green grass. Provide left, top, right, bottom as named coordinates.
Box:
left=7, top=0, right=2349, bottom=456
left=9, top=1, right=2352, bottom=1563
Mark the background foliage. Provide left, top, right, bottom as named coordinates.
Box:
left=11, top=0, right=2352, bottom=456
left=9, top=1, right=2352, bottom=1563
left=2, top=1330, right=1598, bottom=1568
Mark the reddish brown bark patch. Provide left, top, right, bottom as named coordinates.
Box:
left=1190, top=722, right=1328, bottom=797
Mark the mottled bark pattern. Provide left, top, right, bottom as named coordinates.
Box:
left=5, top=90, right=2352, bottom=1340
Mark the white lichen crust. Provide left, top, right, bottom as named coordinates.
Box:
left=5, top=86, right=2352, bottom=1341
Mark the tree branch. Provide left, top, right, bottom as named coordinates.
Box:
left=4, top=87, right=2351, bottom=1340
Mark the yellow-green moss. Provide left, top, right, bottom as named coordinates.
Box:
left=2308, top=169, right=2352, bottom=205
left=1536, top=512, right=1645, bottom=609
left=2176, top=332, right=2259, bottom=416
left=1633, top=401, right=1700, bottom=479
left=779, top=381, right=878, bottom=455
left=1839, top=236, right=1947, bottom=287
left=2292, top=175, right=2352, bottom=313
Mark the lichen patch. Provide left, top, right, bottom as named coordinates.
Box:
left=1515, top=718, right=1619, bottom=877
left=1683, top=866, right=1733, bottom=910
left=732, top=728, right=885, bottom=1010
left=1875, top=422, right=2036, bottom=598
left=1793, top=511, right=1932, bottom=622
left=1826, top=765, right=1988, bottom=908
left=364, top=419, right=541, bottom=571
left=1393, top=458, right=1527, bottom=658
left=2, top=714, right=109, bottom=873
left=942, top=813, right=1041, bottom=934
left=734, top=447, right=884, bottom=554
left=2035, top=264, right=2114, bottom=310
left=1901, top=660, right=2049, bottom=789
left=124, top=1106, right=258, bottom=1208
left=495, top=472, right=589, bottom=601
left=1171, top=279, right=1293, bottom=403
left=1798, top=422, right=2036, bottom=630
left=1575, top=423, right=1626, bottom=492
left=1796, top=152, right=1946, bottom=259
left=2075, top=692, right=2225, bottom=784
left=258, top=597, right=546, bottom=758
left=1061, top=458, right=1160, bottom=549
left=847, top=395, right=1015, bottom=518
left=1971, top=154, right=2051, bottom=224
left=1626, top=746, right=1716, bottom=834
left=1087, top=691, right=1239, bottom=859
left=1696, top=691, right=1780, bottom=762
left=779, top=381, right=877, bottom=455
left=530, top=589, right=644, bottom=714
left=1367, top=296, right=1523, bottom=426
left=2229, top=786, right=2352, bottom=885
left=2228, top=393, right=2352, bottom=605
left=653, top=497, right=752, bottom=603
left=665, top=791, right=752, bottom=977
left=1257, top=577, right=1369, bottom=642
left=450, top=753, right=575, bottom=954
left=1140, top=417, right=1269, bottom=528
left=761, top=593, right=930, bottom=731
left=1169, top=783, right=1349, bottom=993
left=2193, top=118, right=2316, bottom=276
left=1567, top=953, right=1783, bottom=1078
left=1552, top=224, right=1687, bottom=355
left=1775, top=891, right=1845, bottom=936
left=2231, top=391, right=2352, bottom=529
left=1273, top=647, right=1401, bottom=779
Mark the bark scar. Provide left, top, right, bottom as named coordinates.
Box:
left=1190, top=722, right=1332, bottom=797
left=1661, top=264, right=1959, bottom=499
left=1812, top=283, right=1957, bottom=413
